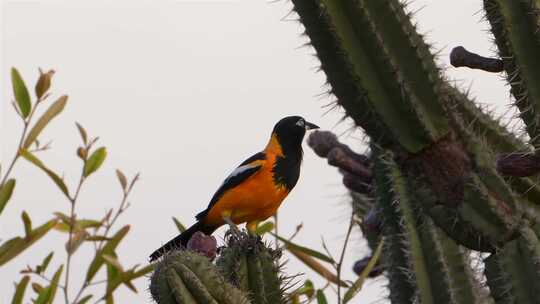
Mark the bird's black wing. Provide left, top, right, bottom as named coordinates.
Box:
left=195, top=152, right=266, bottom=221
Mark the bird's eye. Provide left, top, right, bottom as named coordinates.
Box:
left=296, top=119, right=305, bottom=127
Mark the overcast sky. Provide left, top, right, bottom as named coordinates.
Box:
left=1, top=1, right=512, bottom=303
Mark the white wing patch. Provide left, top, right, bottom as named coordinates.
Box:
left=222, top=163, right=259, bottom=185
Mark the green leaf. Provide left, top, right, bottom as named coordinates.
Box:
left=255, top=221, right=274, bottom=236
left=0, top=218, right=57, bottom=266
left=37, top=252, right=54, bottom=274
left=113, top=264, right=154, bottom=296
left=75, top=122, right=88, bottom=144
left=316, top=290, right=328, bottom=304
left=343, top=239, right=384, bottom=303
left=105, top=252, right=122, bottom=298
left=11, top=68, right=31, bottom=118
left=102, top=254, right=124, bottom=271
left=273, top=233, right=334, bottom=263
left=172, top=217, right=186, bottom=233
left=116, top=169, right=127, bottom=190
left=85, top=225, right=130, bottom=283
left=23, top=95, right=68, bottom=149
left=85, top=235, right=111, bottom=242
left=77, top=295, right=93, bottom=304
left=35, top=265, right=63, bottom=304
left=0, top=179, right=16, bottom=215
left=76, top=219, right=102, bottom=229
left=20, top=150, right=70, bottom=199
left=53, top=213, right=101, bottom=233
left=21, top=211, right=32, bottom=237
left=288, top=247, right=347, bottom=287
left=129, top=264, right=154, bottom=280
left=32, top=282, right=44, bottom=293
left=83, top=147, right=107, bottom=177
left=11, top=275, right=30, bottom=304
left=65, top=229, right=88, bottom=254
left=294, top=279, right=315, bottom=298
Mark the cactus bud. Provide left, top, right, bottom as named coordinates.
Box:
left=353, top=256, right=383, bottom=278
left=328, top=147, right=372, bottom=181
left=187, top=232, right=217, bottom=260
left=77, top=147, right=87, bottom=160
left=307, top=130, right=340, bottom=157
left=362, top=207, right=382, bottom=235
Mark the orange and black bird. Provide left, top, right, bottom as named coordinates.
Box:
left=149, top=116, right=319, bottom=261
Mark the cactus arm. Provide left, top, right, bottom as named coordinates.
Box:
left=389, top=167, right=434, bottom=304
left=291, top=0, right=450, bottom=152
left=449, top=87, right=528, bottom=153
left=434, top=230, right=485, bottom=303
left=246, top=254, right=266, bottom=304
left=374, top=152, right=416, bottom=303
left=485, top=232, right=540, bottom=304
left=238, top=255, right=249, bottom=292
left=352, top=0, right=449, bottom=138
left=258, top=250, right=284, bottom=303
left=420, top=218, right=484, bottom=304
left=375, top=151, right=434, bottom=303
left=172, top=262, right=220, bottom=304
left=216, top=236, right=285, bottom=304
left=484, top=0, right=540, bottom=147
left=166, top=268, right=198, bottom=304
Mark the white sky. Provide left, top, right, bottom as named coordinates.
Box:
left=1, top=1, right=512, bottom=303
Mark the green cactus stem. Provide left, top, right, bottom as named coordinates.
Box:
left=484, top=0, right=540, bottom=147
left=216, top=233, right=285, bottom=304
left=149, top=251, right=250, bottom=304
left=484, top=226, right=540, bottom=304
left=448, top=87, right=528, bottom=153
left=375, top=150, right=483, bottom=303
left=291, top=0, right=449, bottom=153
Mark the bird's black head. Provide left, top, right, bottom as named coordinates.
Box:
left=272, top=116, right=319, bottom=152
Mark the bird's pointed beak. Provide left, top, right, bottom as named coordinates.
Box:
left=304, top=121, right=320, bottom=130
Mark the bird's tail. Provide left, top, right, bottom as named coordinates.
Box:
left=149, top=221, right=217, bottom=261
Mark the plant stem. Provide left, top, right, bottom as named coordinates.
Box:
left=96, top=178, right=136, bottom=250
left=0, top=98, right=40, bottom=187
left=337, top=211, right=355, bottom=304
left=273, top=213, right=279, bottom=250
left=72, top=176, right=137, bottom=304
left=63, top=173, right=85, bottom=304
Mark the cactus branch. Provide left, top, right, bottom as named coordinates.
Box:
left=496, top=152, right=540, bottom=177
left=450, top=46, right=504, bottom=72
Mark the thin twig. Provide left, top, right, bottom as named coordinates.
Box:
left=0, top=96, right=42, bottom=187
left=33, top=272, right=66, bottom=289
left=72, top=175, right=138, bottom=304
left=63, top=172, right=86, bottom=304
left=96, top=174, right=138, bottom=251
left=336, top=211, right=355, bottom=304
left=273, top=213, right=279, bottom=250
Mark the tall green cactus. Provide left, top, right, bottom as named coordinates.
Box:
left=294, top=0, right=540, bottom=303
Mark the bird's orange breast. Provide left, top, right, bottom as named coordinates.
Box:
left=203, top=144, right=289, bottom=227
